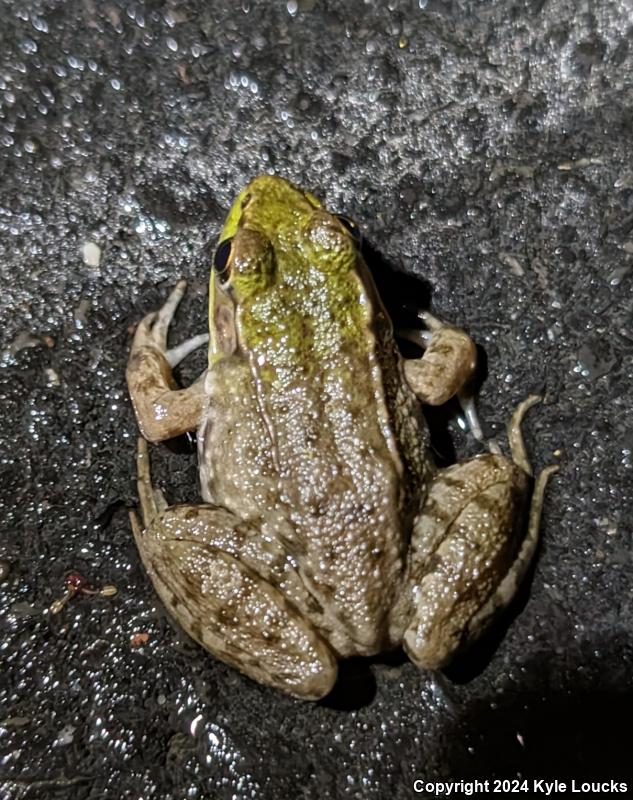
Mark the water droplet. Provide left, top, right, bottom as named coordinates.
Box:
left=67, top=55, right=85, bottom=70
left=365, top=39, right=378, bottom=54
left=32, top=16, right=49, bottom=33
left=19, top=39, right=38, bottom=55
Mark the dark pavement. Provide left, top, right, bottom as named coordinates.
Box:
left=1, top=1, right=632, bottom=798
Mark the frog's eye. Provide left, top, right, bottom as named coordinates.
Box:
left=213, top=238, right=233, bottom=282
left=336, top=215, right=362, bottom=244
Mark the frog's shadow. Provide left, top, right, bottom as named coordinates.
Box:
left=362, top=240, right=488, bottom=467
left=322, top=571, right=538, bottom=711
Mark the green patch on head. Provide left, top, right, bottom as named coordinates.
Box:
left=209, top=175, right=374, bottom=373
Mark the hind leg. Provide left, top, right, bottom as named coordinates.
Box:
left=130, top=439, right=337, bottom=700
left=391, top=396, right=557, bottom=668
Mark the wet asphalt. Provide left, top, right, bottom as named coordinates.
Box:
left=1, top=1, right=632, bottom=798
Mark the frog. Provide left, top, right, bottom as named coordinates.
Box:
left=127, top=175, right=557, bottom=700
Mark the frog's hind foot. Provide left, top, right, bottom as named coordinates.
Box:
left=483, top=395, right=559, bottom=618
left=463, top=460, right=558, bottom=646
left=133, top=437, right=167, bottom=527
left=507, top=394, right=544, bottom=475
left=475, top=394, right=559, bottom=604
left=504, top=394, right=559, bottom=563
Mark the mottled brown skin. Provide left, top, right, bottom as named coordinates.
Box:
left=127, top=176, right=556, bottom=699
left=127, top=344, right=206, bottom=443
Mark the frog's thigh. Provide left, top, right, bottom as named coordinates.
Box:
left=393, top=454, right=530, bottom=669
left=402, top=319, right=476, bottom=406
left=134, top=508, right=337, bottom=700
left=127, top=281, right=207, bottom=442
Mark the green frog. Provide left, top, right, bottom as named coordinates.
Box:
left=127, top=175, right=556, bottom=700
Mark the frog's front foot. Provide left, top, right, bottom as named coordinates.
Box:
left=127, top=281, right=208, bottom=442
left=400, top=311, right=476, bottom=404
left=391, top=395, right=558, bottom=669
left=399, top=311, right=488, bottom=442
left=132, top=280, right=209, bottom=366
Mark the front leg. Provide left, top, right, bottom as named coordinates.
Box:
left=401, top=311, right=477, bottom=405
left=127, top=280, right=209, bottom=442
left=400, top=311, right=485, bottom=441
left=390, top=396, right=558, bottom=669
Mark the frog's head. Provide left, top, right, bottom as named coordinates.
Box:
left=207, top=175, right=366, bottom=364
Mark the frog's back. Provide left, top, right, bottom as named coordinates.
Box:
left=201, top=176, right=430, bottom=654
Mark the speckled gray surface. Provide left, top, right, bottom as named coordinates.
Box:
left=1, top=1, right=632, bottom=798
